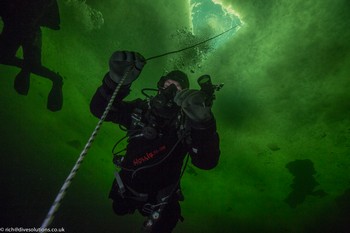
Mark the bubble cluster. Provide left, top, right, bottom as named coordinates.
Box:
left=65, top=0, right=104, bottom=31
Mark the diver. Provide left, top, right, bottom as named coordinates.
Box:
left=0, top=0, right=63, bottom=111
left=90, top=51, right=221, bottom=233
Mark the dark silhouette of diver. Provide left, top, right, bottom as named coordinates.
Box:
left=0, top=0, right=63, bottom=111
left=90, top=51, right=221, bottom=232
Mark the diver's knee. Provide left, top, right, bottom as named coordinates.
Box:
left=54, top=73, right=63, bottom=86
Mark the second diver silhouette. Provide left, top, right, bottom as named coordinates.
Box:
left=0, top=0, right=63, bottom=111
left=284, top=159, right=327, bottom=208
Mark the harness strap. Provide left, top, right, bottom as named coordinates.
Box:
left=114, top=171, right=150, bottom=201
left=126, top=185, right=149, bottom=202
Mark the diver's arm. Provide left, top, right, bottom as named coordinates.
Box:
left=174, top=89, right=220, bottom=169
left=90, top=51, right=146, bottom=126
left=90, top=72, right=135, bottom=126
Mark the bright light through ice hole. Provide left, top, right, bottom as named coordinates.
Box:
left=165, top=0, right=242, bottom=73
left=190, top=0, right=242, bottom=48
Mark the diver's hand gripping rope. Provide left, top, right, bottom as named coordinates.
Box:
left=40, top=66, right=134, bottom=229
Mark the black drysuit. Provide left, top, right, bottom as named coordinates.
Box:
left=90, top=74, right=220, bottom=233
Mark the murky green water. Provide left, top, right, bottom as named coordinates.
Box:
left=1, top=0, right=350, bottom=232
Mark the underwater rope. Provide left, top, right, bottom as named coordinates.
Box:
left=40, top=66, right=134, bottom=229
left=145, top=24, right=241, bottom=61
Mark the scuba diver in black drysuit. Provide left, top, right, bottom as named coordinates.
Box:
left=0, top=0, right=63, bottom=111
left=90, top=51, right=220, bottom=233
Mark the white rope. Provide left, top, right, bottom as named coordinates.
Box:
left=40, top=67, right=133, bottom=228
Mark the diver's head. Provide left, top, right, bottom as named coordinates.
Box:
left=150, top=70, right=189, bottom=119
left=157, top=70, right=189, bottom=90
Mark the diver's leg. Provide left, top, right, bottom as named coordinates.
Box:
left=45, top=71, right=63, bottom=112
left=109, top=179, right=137, bottom=215
left=30, top=28, right=63, bottom=112
left=13, top=27, right=42, bottom=95
left=19, top=27, right=63, bottom=111
left=0, top=22, right=21, bottom=65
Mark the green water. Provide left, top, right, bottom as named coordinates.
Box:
left=1, top=0, right=350, bottom=232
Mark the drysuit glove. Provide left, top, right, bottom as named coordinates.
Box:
left=174, top=89, right=213, bottom=123
left=108, top=51, right=146, bottom=85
